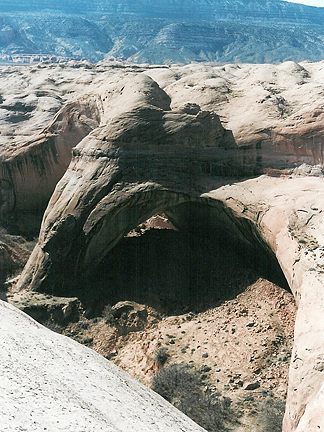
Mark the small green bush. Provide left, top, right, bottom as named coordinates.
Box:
left=154, top=347, right=170, bottom=366
left=152, top=363, right=202, bottom=402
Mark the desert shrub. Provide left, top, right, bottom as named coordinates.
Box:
left=77, top=320, right=89, bottom=330
left=0, top=226, right=8, bottom=239
left=152, top=363, right=202, bottom=402
left=154, top=347, right=170, bottom=366
left=152, top=363, right=237, bottom=431
left=42, top=319, right=63, bottom=334
left=256, top=396, right=285, bottom=432
left=102, top=304, right=115, bottom=324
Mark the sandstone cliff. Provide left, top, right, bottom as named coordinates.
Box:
left=3, top=60, right=324, bottom=227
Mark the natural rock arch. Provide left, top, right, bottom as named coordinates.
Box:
left=84, top=198, right=290, bottom=318
left=16, top=73, right=324, bottom=431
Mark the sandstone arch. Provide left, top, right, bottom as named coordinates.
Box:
left=16, top=73, right=324, bottom=431
left=84, top=198, right=289, bottom=318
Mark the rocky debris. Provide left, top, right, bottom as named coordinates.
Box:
left=107, top=301, right=151, bottom=334
left=9, top=291, right=81, bottom=325
left=111, top=301, right=137, bottom=319
left=64, top=301, right=161, bottom=362
left=244, top=382, right=260, bottom=391
left=127, top=212, right=176, bottom=236
left=60, top=278, right=295, bottom=430
left=0, top=299, right=206, bottom=432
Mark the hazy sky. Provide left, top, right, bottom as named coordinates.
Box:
left=285, top=0, right=324, bottom=6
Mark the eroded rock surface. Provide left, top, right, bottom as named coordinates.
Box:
left=3, top=60, right=324, bottom=430
left=3, top=60, right=324, bottom=226
left=209, top=175, right=324, bottom=431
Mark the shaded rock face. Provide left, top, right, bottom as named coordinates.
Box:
left=1, top=97, right=100, bottom=215
left=0, top=73, right=101, bottom=232
left=3, top=61, right=324, bottom=431
left=88, top=223, right=287, bottom=317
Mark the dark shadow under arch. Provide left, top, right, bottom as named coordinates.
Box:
left=83, top=200, right=290, bottom=317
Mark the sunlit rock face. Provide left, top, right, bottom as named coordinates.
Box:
left=3, top=60, right=324, bottom=227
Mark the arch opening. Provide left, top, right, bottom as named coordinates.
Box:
left=84, top=200, right=290, bottom=317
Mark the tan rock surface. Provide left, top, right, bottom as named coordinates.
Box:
left=206, top=175, right=324, bottom=431
left=3, top=60, right=324, bottom=222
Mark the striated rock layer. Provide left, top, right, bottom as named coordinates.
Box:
left=3, top=60, right=324, bottom=430
left=2, top=0, right=324, bottom=64
left=3, top=60, right=324, bottom=224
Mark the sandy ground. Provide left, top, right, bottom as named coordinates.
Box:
left=63, top=276, right=295, bottom=431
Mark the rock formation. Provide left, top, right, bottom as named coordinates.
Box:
left=3, top=60, right=324, bottom=229
left=0, top=299, right=206, bottom=431
left=3, top=60, right=324, bottom=430
left=0, top=96, right=100, bottom=218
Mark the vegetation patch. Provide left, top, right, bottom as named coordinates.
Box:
left=152, top=363, right=242, bottom=431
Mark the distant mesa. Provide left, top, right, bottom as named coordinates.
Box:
left=0, top=0, right=324, bottom=63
